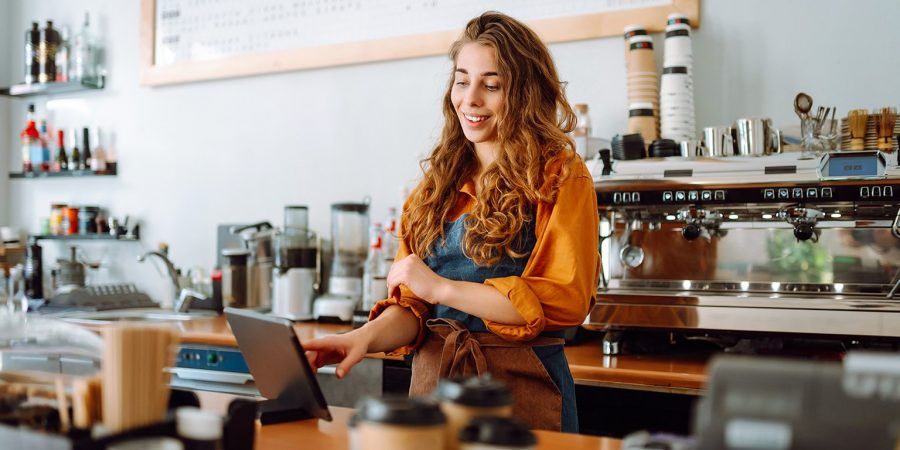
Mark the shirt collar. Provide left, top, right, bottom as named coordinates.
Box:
left=459, top=179, right=477, bottom=198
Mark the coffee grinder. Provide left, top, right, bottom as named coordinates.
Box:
left=314, top=201, right=369, bottom=322
left=272, top=206, right=320, bottom=321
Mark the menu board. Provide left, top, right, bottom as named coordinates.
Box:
left=140, top=0, right=698, bottom=86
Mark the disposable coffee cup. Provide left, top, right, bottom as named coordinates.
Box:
left=626, top=35, right=656, bottom=72
left=459, top=417, right=537, bottom=450
left=356, top=396, right=446, bottom=450
left=623, top=24, right=647, bottom=40
left=438, top=377, right=514, bottom=450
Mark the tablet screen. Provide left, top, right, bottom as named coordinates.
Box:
left=225, top=307, right=332, bottom=422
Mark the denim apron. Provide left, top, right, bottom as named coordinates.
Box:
left=411, top=214, right=578, bottom=433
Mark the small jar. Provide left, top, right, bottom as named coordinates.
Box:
left=437, top=377, right=513, bottom=450
left=356, top=396, right=446, bottom=450
left=49, top=203, right=67, bottom=235
left=65, top=206, right=79, bottom=235
left=221, top=249, right=249, bottom=308
left=459, top=417, right=536, bottom=450
left=78, top=206, right=100, bottom=234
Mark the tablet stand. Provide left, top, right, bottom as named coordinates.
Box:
left=258, top=396, right=315, bottom=425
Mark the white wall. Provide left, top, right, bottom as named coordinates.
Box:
left=3, top=0, right=900, bottom=305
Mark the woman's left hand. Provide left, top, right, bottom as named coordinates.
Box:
left=386, top=254, right=448, bottom=304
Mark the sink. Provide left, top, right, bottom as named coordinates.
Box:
left=57, top=308, right=219, bottom=324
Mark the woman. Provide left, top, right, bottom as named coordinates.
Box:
left=304, top=11, right=599, bottom=433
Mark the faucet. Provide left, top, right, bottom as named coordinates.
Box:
left=137, top=250, right=204, bottom=312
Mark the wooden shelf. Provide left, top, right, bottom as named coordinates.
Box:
left=0, top=77, right=105, bottom=97
left=10, top=168, right=117, bottom=179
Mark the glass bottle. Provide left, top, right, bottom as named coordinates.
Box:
left=73, top=12, right=98, bottom=83
left=25, top=22, right=40, bottom=84
left=383, top=207, right=399, bottom=261
left=573, top=103, right=591, bottom=159
left=362, top=223, right=386, bottom=312
left=38, top=120, right=51, bottom=173
left=38, top=21, right=60, bottom=84
left=90, top=127, right=107, bottom=172
left=8, top=265, right=29, bottom=315
left=70, top=127, right=82, bottom=170
left=57, top=130, right=69, bottom=171
left=20, top=104, right=39, bottom=173
left=55, top=26, right=70, bottom=83
left=82, top=126, right=93, bottom=170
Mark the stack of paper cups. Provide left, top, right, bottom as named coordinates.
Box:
left=624, top=30, right=659, bottom=145
left=660, top=23, right=695, bottom=142
left=628, top=102, right=658, bottom=143
left=667, top=12, right=691, bottom=26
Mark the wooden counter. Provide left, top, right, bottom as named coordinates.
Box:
left=166, top=316, right=709, bottom=393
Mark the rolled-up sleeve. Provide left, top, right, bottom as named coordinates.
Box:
left=483, top=163, right=600, bottom=341
left=368, top=201, right=434, bottom=355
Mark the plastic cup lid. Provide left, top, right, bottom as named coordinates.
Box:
left=437, top=376, right=512, bottom=408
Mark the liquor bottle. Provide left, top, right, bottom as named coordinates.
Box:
left=19, top=104, right=39, bottom=173
left=55, top=26, right=70, bottom=83
left=38, top=120, right=51, bottom=172
left=70, top=128, right=82, bottom=170
left=56, top=130, right=69, bottom=171
left=362, top=223, right=387, bottom=312
left=572, top=103, right=592, bottom=159
left=383, top=207, right=399, bottom=261
left=89, top=127, right=106, bottom=172
left=25, top=22, right=40, bottom=84
left=73, top=12, right=98, bottom=82
left=82, top=126, right=92, bottom=169
left=38, top=21, right=60, bottom=84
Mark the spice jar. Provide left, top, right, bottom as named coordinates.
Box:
left=437, top=377, right=513, bottom=450
left=459, top=417, right=536, bottom=450
left=65, top=206, right=80, bottom=235
left=356, top=396, right=446, bottom=450
left=50, top=203, right=67, bottom=235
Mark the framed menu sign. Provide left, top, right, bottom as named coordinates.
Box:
left=139, top=0, right=699, bottom=86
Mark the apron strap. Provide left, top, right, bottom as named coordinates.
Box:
left=425, top=318, right=562, bottom=379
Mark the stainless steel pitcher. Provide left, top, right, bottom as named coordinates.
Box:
left=734, top=118, right=782, bottom=156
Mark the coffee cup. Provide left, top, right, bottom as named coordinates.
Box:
left=459, top=417, right=536, bottom=450
left=356, top=396, right=446, bottom=450
left=438, top=377, right=513, bottom=450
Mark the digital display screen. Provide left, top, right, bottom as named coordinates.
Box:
left=828, top=156, right=878, bottom=177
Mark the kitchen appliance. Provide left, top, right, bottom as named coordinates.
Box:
left=53, top=246, right=85, bottom=290
left=314, top=201, right=369, bottom=322
left=221, top=248, right=249, bottom=308
left=589, top=152, right=900, bottom=354
left=230, top=222, right=275, bottom=309
left=272, top=228, right=319, bottom=321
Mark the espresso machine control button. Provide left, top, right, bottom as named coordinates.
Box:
left=689, top=191, right=699, bottom=201
left=860, top=186, right=870, bottom=198
left=663, top=191, right=673, bottom=202
left=676, top=191, right=686, bottom=202
left=701, top=191, right=712, bottom=201
left=763, top=189, right=775, bottom=200
left=613, top=192, right=622, bottom=204
left=792, top=188, right=804, bottom=199
left=821, top=187, right=833, bottom=198
left=778, top=188, right=789, bottom=199
left=632, top=192, right=641, bottom=203
left=623, top=192, right=632, bottom=203
left=806, top=188, right=818, bottom=198
left=872, top=186, right=882, bottom=197
left=714, top=190, right=726, bottom=201
left=885, top=186, right=894, bottom=198
left=682, top=223, right=702, bottom=241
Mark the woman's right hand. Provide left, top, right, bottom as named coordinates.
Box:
left=304, top=330, right=371, bottom=379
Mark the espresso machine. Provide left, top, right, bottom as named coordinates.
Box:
left=229, top=222, right=275, bottom=309
left=587, top=151, right=900, bottom=354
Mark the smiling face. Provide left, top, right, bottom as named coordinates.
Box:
left=450, top=43, right=504, bottom=155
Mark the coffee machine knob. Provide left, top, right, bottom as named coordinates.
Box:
left=793, top=223, right=815, bottom=241
left=682, top=223, right=702, bottom=241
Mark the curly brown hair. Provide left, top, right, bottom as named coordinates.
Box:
left=402, top=11, right=578, bottom=266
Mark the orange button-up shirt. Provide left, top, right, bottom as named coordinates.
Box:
left=369, top=157, right=600, bottom=355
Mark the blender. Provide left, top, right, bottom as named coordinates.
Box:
left=272, top=206, right=320, bottom=321
left=314, top=201, right=369, bottom=322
